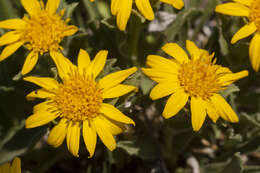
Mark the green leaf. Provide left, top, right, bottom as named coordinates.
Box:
left=64, top=2, right=79, bottom=19
left=0, top=121, right=46, bottom=164
left=117, top=141, right=140, bottom=156
left=221, top=84, right=240, bottom=98
left=221, top=153, right=243, bottom=173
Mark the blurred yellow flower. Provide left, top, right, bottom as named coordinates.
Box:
left=215, top=0, right=260, bottom=71
left=0, top=157, right=21, bottom=173
left=0, top=0, right=78, bottom=75
left=142, top=40, right=248, bottom=131
left=24, top=49, right=137, bottom=157
left=90, top=0, right=184, bottom=31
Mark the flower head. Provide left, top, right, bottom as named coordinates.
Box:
left=215, top=0, right=260, bottom=71
left=142, top=41, right=248, bottom=131
left=90, top=0, right=184, bottom=31
left=24, top=49, right=137, bottom=157
left=0, top=157, right=21, bottom=173
left=0, top=0, right=78, bottom=75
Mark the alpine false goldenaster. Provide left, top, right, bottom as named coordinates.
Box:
left=0, top=0, right=78, bottom=75
left=216, top=0, right=260, bottom=71
left=142, top=40, right=248, bottom=131
left=0, top=157, right=21, bottom=173
left=90, top=0, right=184, bottom=31
left=24, top=49, right=137, bottom=157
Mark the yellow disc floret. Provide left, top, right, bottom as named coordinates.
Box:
left=20, top=10, right=70, bottom=55
left=178, top=56, right=222, bottom=100
left=54, top=76, right=103, bottom=121
left=250, top=0, right=260, bottom=30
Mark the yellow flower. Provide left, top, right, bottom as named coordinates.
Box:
left=215, top=0, right=260, bottom=71
left=142, top=40, right=248, bottom=131
left=0, top=157, right=21, bottom=173
left=0, top=0, right=78, bottom=75
left=90, top=0, right=184, bottom=31
left=24, top=49, right=137, bottom=157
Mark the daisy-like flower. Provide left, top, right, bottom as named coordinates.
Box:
left=90, top=0, right=184, bottom=31
left=0, top=157, right=21, bottom=173
left=142, top=41, right=248, bottom=131
left=0, top=0, right=78, bottom=75
left=24, top=49, right=137, bottom=157
left=215, top=0, right=260, bottom=71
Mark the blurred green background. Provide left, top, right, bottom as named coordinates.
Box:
left=0, top=0, right=260, bottom=172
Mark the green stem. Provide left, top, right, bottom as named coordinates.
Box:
left=82, top=0, right=101, bottom=22
left=128, top=15, right=142, bottom=67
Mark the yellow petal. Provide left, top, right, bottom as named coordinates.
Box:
left=33, top=100, right=53, bottom=113
left=0, top=41, right=23, bottom=61
left=94, top=116, right=116, bottom=151
left=78, top=49, right=91, bottom=75
left=146, top=55, right=180, bottom=71
left=111, top=0, right=120, bottom=15
left=233, top=0, right=252, bottom=6
left=102, top=84, right=137, bottom=99
left=48, top=118, right=67, bottom=148
left=211, top=94, right=239, bottom=122
left=206, top=101, right=219, bottom=123
left=99, top=67, right=137, bottom=89
left=0, top=19, right=25, bottom=29
left=161, top=43, right=189, bottom=63
left=215, top=2, right=250, bottom=17
left=186, top=40, right=201, bottom=60
left=21, top=52, right=39, bottom=75
left=218, top=70, right=248, bottom=86
left=87, top=50, right=108, bottom=79
left=26, top=111, right=59, bottom=128
left=11, top=157, right=21, bottom=173
left=50, top=51, right=74, bottom=79
left=100, top=103, right=135, bottom=125
left=216, top=66, right=232, bottom=74
left=66, top=121, right=80, bottom=157
left=99, top=115, right=123, bottom=135
left=160, top=0, right=184, bottom=9
left=162, top=90, right=189, bottom=119
left=21, top=0, right=42, bottom=16
left=249, top=34, right=260, bottom=71
left=136, top=0, right=155, bottom=20
left=150, top=82, right=181, bottom=100
left=83, top=121, right=97, bottom=158
left=23, top=76, right=59, bottom=90
left=26, top=89, right=55, bottom=100
left=231, top=22, right=257, bottom=44
left=0, top=163, right=11, bottom=173
left=190, top=97, right=207, bottom=131
left=46, top=0, right=60, bottom=14
left=63, top=25, right=78, bottom=37
left=0, top=31, right=21, bottom=46
left=116, top=0, right=133, bottom=31
left=142, top=68, right=178, bottom=83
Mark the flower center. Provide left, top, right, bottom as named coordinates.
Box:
left=178, top=56, right=222, bottom=100
left=250, top=0, right=260, bottom=30
left=54, top=76, right=103, bottom=122
left=20, top=10, right=69, bottom=55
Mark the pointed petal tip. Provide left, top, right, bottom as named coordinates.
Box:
left=231, top=116, right=239, bottom=123
left=241, top=70, right=249, bottom=77
left=253, top=66, right=259, bottom=71
left=231, top=37, right=237, bottom=44
left=130, top=66, right=138, bottom=73
left=192, top=127, right=200, bottom=132
left=25, top=119, right=33, bottom=129
left=162, top=112, right=173, bottom=119
left=129, top=119, right=136, bottom=126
